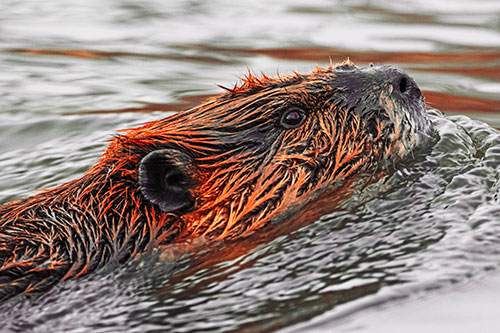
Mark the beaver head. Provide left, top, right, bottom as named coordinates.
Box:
left=0, top=61, right=432, bottom=299
left=116, top=60, right=432, bottom=239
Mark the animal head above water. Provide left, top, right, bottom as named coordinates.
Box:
left=111, top=60, right=434, bottom=240
left=0, top=60, right=435, bottom=301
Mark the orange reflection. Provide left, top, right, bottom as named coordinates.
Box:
left=9, top=48, right=235, bottom=65
left=64, top=94, right=215, bottom=115
left=176, top=44, right=500, bottom=64
left=423, top=91, right=500, bottom=114
left=12, top=46, right=500, bottom=65
left=414, top=66, right=500, bottom=80
left=13, top=47, right=499, bottom=117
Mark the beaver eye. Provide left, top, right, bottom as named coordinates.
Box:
left=281, top=107, right=306, bottom=129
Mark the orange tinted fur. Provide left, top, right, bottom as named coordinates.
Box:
left=0, top=61, right=432, bottom=300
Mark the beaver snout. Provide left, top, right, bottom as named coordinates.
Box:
left=335, top=65, right=423, bottom=110
left=361, top=65, right=422, bottom=100
left=388, top=68, right=422, bottom=101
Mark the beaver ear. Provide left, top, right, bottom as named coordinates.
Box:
left=138, top=149, right=196, bottom=214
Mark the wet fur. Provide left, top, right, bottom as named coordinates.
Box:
left=0, top=60, right=432, bottom=300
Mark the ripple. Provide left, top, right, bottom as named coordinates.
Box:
left=0, top=0, right=499, bottom=332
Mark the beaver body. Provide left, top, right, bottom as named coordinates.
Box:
left=0, top=61, right=433, bottom=301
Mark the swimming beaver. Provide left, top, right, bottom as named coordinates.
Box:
left=0, top=60, right=432, bottom=301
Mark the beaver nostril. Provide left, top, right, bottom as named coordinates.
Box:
left=398, top=76, right=408, bottom=94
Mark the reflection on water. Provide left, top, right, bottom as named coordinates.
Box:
left=0, top=0, right=499, bottom=332
left=7, top=47, right=500, bottom=117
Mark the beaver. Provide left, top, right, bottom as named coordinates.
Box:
left=0, top=60, right=432, bottom=301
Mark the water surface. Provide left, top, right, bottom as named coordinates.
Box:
left=0, top=1, right=499, bottom=332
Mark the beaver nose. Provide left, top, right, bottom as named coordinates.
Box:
left=397, top=75, right=409, bottom=94
left=391, top=70, right=422, bottom=99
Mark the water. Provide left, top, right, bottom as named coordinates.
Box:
left=0, top=0, right=499, bottom=332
